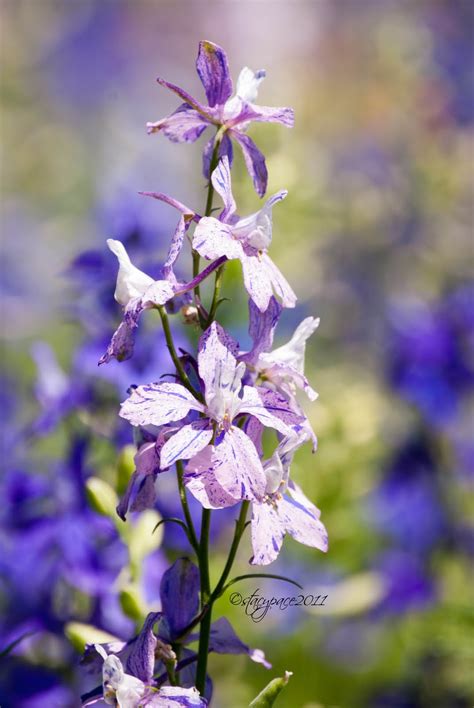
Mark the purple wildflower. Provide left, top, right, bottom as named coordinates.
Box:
left=249, top=433, right=328, bottom=565
left=242, top=297, right=319, bottom=400
left=119, top=322, right=301, bottom=506
left=193, top=158, right=296, bottom=311
left=146, top=41, right=294, bottom=197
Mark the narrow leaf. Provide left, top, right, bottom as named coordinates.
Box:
left=0, top=631, right=36, bottom=658
left=223, top=574, right=303, bottom=594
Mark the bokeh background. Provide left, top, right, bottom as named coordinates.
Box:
left=1, top=1, right=473, bottom=706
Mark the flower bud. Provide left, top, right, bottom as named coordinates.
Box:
left=181, top=304, right=199, bottom=324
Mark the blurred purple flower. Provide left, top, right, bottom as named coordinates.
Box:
left=386, top=286, right=474, bottom=426
left=147, top=41, right=294, bottom=197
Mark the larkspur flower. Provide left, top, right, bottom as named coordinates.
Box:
left=242, top=297, right=319, bottom=400
left=119, top=322, right=302, bottom=507
left=83, top=559, right=269, bottom=705
left=193, top=157, right=296, bottom=312
left=142, top=157, right=296, bottom=312
left=86, top=643, right=207, bottom=707
left=146, top=41, right=294, bottom=197
left=100, top=224, right=223, bottom=364
left=99, top=238, right=178, bottom=364
left=249, top=433, right=328, bottom=565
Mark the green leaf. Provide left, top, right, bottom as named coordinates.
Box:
left=249, top=671, right=293, bottom=707
left=119, top=584, right=146, bottom=623
left=85, top=477, right=118, bottom=518
left=65, top=622, right=120, bottom=653
left=117, top=444, right=136, bottom=495
left=128, top=510, right=163, bottom=578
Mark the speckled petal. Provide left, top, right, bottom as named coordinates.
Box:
left=160, top=422, right=213, bottom=468
left=211, top=156, right=236, bottom=221
left=184, top=446, right=241, bottom=509
left=230, top=130, right=267, bottom=197
left=260, top=253, right=297, bottom=308
left=120, top=383, right=203, bottom=427
left=197, top=322, right=240, bottom=403
left=240, top=252, right=273, bottom=312
left=212, top=427, right=267, bottom=502
left=196, top=40, right=233, bottom=107
left=239, top=386, right=295, bottom=435
left=250, top=501, right=285, bottom=565
left=279, top=494, right=328, bottom=553
left=193, top=217, right=244, bottom=261
left=146, top=103, right=210, bottom=142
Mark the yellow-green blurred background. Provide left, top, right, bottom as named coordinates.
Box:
left=1, top=1, right=473, bottom=707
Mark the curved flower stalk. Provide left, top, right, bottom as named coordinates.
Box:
left=147, top=41, right=294, bottom=197
left=82, top=39, right=326, bottom=707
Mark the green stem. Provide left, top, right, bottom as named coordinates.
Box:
left=192, top=128, right=224, bottom=308
left=206, top=263, right=225, bottom=327
left=194, top=501, right=250, bottom=694
left=176, top=460, right=199, bottom=553
left=196, top=508, right=212, bottom=695
left=211, top=501, right=250, bottom=602
left=157, top=305, right=203, bottom=401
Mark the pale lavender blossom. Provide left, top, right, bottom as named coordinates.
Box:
left=192, top=158, right=296, bottom=312
left=119, top=322, right=302, bottom=506
left=84, top=643, right=207, bottom=707
left=146, top=41, right=294, bottom=197
left=243, top=297, right=320, bottom=400
left=250, top=432, right=328, bottom=565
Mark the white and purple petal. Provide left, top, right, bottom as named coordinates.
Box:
left=250, top=501, right=285, bottom=566
left=211, top=427, right=267, bottom=502
left=230, top=130, right=268, bottom=197
left=141, top=279, right=176, bottom=308
left=99, top=319, right=136, bottom=365
left=240, top=251, right=274, bottom=312
left=208, top=617, right=271, bottom=669
left=142, top=686, right=207, bottom=707
left=161, top=215, right=193, bottom=277
left=184, top=446, right=240, bottom=509
left=232, top=102, right=295, bottom=128
left=196, top=40, right=233, bottom=108
left=120, top=383, right=203, bottom=428
left=160, top=421, right=213, bottom=469
left=238, top=386, right=297, bottom=435
left=197, top=322, right=240, bottom=404
left=210, top=156, right=236, bottom=221
left=260, top=253, right=297, bottom=309
left=242, top=296, right=282, bottom=363
left=193, top=217, right=244, bottom=262
left=146, top=103, right=210, bottom=142
left=279, top=495, right=328, bottom=553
